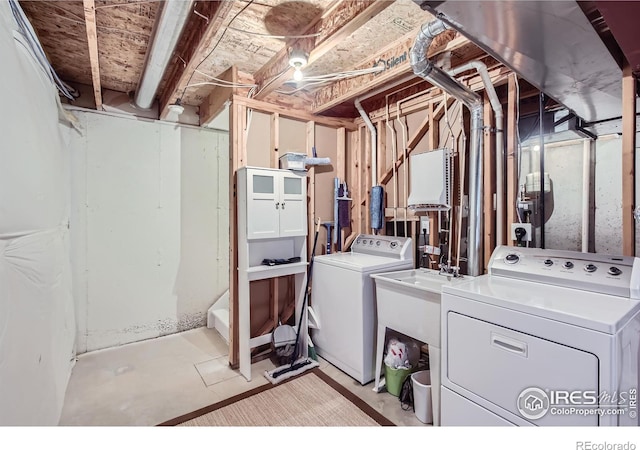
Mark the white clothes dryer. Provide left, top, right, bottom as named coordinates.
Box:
left=441, top=245, right=640, bottom=426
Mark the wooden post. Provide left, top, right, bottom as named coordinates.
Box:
left=307, top=121, right=316, bottom=259
left=82, top=0, right=102, bottom=110
left=622, top=63, right=637, bottom=256
left=270, top=113, right=280, bottom=169
left=364, top=125, right=372, bottom=233
left=228, top=101, right=244, bottom=368
left=483, top=91, right=496, bottom=271
left=506, top=75, right=519, bottom=246
left=376, top=121, right=386, bottom=185
left=337, top=128, right=346, bottom=249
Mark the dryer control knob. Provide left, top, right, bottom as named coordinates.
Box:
left=563, top=261, right=574, bottom=269
left=608, top=266, right=622, bottom=276
left=505, top=254, right=520, bottom=264
left=390, top=241, right=398, bottom=249
left=584, top=264, right=597, bottom=273
left=543, top=259, right=554, bottom=267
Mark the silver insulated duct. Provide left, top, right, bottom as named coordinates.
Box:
left=409, top=17, right=484, bottom=276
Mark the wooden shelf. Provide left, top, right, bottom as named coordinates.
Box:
left=246, top=262, right=308, bottom=281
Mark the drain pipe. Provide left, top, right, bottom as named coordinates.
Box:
left=410, top=17, right=484, bottom=276
left=355, top=98, right=382, bottom=234
left=449, top=61, right=505, bottom=246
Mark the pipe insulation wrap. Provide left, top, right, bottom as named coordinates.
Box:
left=370, top=186, right=384, bottom=231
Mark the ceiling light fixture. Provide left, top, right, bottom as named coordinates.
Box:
left=168, top=99, right=185, bottom=116
left=288, top=48, right=308, bottom=82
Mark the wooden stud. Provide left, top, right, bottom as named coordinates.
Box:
left=378, top=109, right=430, bottom=186
left=233, top=95, right=356, bottom=131
left=429, top=102, right=439, bottom=151
left=199, top=66, right=237, bottom=126
left=337, top=127, right=347, bottom=249
left=228, top=101, right=240, bottom=368
left=483, top=91, right=496, bottom=271
left=622, top=63, right=637, bottom=256
left=506, top=75, right=519, bottom=245
left=364, top=125, right=372, bottom=233
left=158, top=1, right=234, bottom=119
left=253, top=0, right=392, bottom=100
left=82, top=0, right=102, bottom=110
left=376, top=121, right=386, bottom=184
left=306, top=121, right=316, bottom=259
left=270, top=113, right=280, bottom=169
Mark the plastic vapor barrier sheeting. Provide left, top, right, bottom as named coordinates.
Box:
left=0, top=1, right=75, bottom=425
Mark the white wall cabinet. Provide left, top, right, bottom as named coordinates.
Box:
left=236, top=166, right=309, bottom=381
left=242, top=167, right=307, bottom=239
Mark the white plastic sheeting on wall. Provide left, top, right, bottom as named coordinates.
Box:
left=0, top=2, right=75, bottom=425
left=68, top=110, right=229, bottom=353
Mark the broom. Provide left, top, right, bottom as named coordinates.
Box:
left=264, top=218, right=322, bottom=384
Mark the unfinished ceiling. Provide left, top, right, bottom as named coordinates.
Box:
left=19, top=0, right=637, bottom=127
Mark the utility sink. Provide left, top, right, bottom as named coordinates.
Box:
left=371, top=268, right=473, bottom=426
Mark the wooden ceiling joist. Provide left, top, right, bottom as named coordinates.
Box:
left=311, top=29, right=468, bottom=115
left=82, top=0, right=102, bottom=110
left=158, top=1, right=234, bottom=120
left=252, top=0, right=392, bottom=101
left=200, top=66, right=237, bottom=126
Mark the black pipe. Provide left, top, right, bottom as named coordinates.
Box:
left=539, top=92, right=545, bottom=249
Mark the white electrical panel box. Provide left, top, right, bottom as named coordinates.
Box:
left=407, top=148, right=452, bottom=211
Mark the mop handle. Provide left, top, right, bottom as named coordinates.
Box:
left=290, top=218, right=321, bottom=366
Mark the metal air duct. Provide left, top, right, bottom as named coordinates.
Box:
left=409, top=17, right=484, bottom=276
left=134, top=0, right=194, bottom=110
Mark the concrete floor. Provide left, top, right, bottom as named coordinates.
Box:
left=59, top=327, right=425, bottom=426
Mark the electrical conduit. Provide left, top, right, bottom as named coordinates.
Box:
left=410, top=17, right=484, bottom=276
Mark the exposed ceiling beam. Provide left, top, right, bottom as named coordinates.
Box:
left=158, top=1, right=234, bottom=120
left=82, top=0, right=102, bottom=110
left=252, top=0, right=393, bottom=100
left=311, top=29, right=468, bottom=114
left=200, top=66, right=237, bottom=126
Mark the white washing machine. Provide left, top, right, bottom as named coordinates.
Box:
left=310, top=234, right=413, bottom=384
left=441, top=245, right=640, bottom=426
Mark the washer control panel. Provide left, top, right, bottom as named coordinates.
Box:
left=352, top=234, right=413, bottom=260
left=489, top=245, right=640, bottom=299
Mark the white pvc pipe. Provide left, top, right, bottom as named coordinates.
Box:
left=355, top=98, right=377, bottom=189
left=449, top=61, right=505, bottom=246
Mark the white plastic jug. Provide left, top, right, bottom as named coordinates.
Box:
left=411, top=370, right=433, bottom=424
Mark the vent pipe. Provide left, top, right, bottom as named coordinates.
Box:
left=134, top=0, right=194, bottom=110
left=409, top=17, right=484, bottom=276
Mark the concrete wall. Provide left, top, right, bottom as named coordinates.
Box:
left=69, top=110, right=229, bottom=353
left=0, top=2, right=75, bottom=425
left=519, top=136, right=623, bottom=254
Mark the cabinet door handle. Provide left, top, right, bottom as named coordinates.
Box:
left=281, top=202, right=285, bottom=209
left=275, top=202, right=280, bottom=209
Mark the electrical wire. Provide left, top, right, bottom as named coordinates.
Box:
left=179, top=0, right=255, bottom=102
left=193, top=69, right=257, bottom=88
left=225, top=25, right=322, bottom=39
left=276, top=65, right=385, bottom=94
left=8, top=0, right=74, bottom=100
